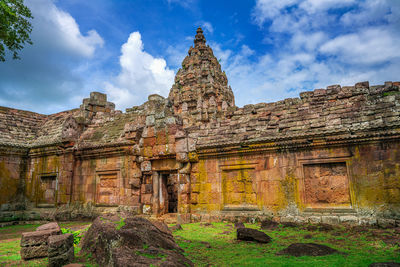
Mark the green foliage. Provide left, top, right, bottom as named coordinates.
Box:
left=114, top=217, right=125, bottom=230
left=383, top=91, right=399, bottom=97
left=0, top=0, right=33, bottom=61
left=61, top=227, right=86, bottom=245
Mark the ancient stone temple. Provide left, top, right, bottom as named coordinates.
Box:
left=1, top=28, right=400, bottom=226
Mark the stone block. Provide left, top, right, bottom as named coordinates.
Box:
left=20, top=245, right=48, bottom=260
left=48, top=233, right=74, bottom=267
left=321, top=216, right=340, bottom=225
left=146, top=115, right=155, bottom=126
left=339, top=215, right=359, bottom=224
left=36, top=222, right=61, bottom=232
left=21, top=229, right=61, bottom=247
left=175, top=138, right=188, bottom=153
left=176, top=152, right=189, bottom=162
left=308, top=216, right=322, bottom=224
left=141, top=161, right=151, bottom=172
left=20, top=228, right=61, bottom=260
left=377, top=218, right=396, bottom=228
left=129, top=178, right=141, bottom=189
left=359, top=217, right=377, bottom=226
left=187, top=138, right=196, bottom=152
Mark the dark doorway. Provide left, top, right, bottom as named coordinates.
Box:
left=160, top=173, right=178, bottom=214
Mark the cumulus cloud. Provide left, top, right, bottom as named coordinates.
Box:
left=0, top=0, right=104, bottom=114
left=320, top=27, right=400, bottom=65
left=104, top=32, right=175, bottom=110
left=222, top=0, right=400, bottom=106
left=31, top=0, right=104, bottom=58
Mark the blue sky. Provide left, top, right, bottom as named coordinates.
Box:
left=0, top=0, right=399, bottom=114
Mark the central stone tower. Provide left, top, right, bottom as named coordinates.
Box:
left=168, top=27, right=235, bottom=125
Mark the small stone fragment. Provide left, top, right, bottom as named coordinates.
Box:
left=260, top=219, right=278, bottom=230
left=276, top=243, right=339, bottom=257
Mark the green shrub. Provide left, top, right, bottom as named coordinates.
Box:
left=61, top=227, right=86, bottom=245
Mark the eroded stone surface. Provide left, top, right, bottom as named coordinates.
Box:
left=48, top=233, right=74, bottom=267
left=20, top=227, right=61, bottom=260
left=81, top=215, right=193, bottom=267
left=236, top=228, right=272, bottom=243
left=276, top=243, right=340, bottom=257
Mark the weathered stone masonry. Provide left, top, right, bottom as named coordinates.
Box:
left=1, top=28, right=400, bottom=225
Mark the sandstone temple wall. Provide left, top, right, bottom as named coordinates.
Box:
left=0, top=147, right=27, bottom=206
left=189, top=140, right=400, bottom=224
left=0, top=28, right=399, bottom=226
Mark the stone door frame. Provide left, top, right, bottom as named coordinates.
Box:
left=36, top=172, right=59, bottom=208
left=152, top=170, right=178, bottom=215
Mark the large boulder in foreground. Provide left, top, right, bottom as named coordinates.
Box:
left=81, top=215, right=193, bottom=267
left=276, top=243, right=339, bottom=257
left=237, top=228, right=272, bottom=243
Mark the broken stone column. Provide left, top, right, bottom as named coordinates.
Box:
left=48, top=233, right=74, bottom=267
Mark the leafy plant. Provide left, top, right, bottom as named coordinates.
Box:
left=0, top=0, right=33, bottom=61
left=61, top=227, right=86, bottom=245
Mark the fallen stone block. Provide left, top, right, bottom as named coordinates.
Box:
left=20, top=226, right=61, bottom=260
left=36, top=222, right=61, bottom=232
left=48, top=233, right=74, bottom=267
left=237, top=228, right=272, bottom=243
left=260, top=219, right=278, bottom=230
left=276, top=243, right=340, bottom=257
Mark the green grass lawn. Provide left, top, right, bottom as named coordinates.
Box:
left=173, top=222, right=400, bottom=267
left=0, top=221, right=399, bottom=266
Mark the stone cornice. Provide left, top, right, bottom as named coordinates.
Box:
left=197, top=128, right=400, bottom=159
left=74, top=144, right=133, bottom=159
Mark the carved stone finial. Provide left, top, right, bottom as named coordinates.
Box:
left=194, top=27, right=206, bottom=47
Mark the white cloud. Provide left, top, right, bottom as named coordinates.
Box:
left=216, top=0, right=400, bottom=106
left=104, top=32, right=175, bottom=110
left=201, top=22, right=214, bottom=34
left=299, top=0, right=356, bottom=13
left=28, top=0, right=103, bottom=58
left=0, top=0, right=104, bottom=114
left=291, top=32, right=327, bottom=51
left=252, top=0, right=299, bottom=26
left=320, top=27, right=400, bottom=65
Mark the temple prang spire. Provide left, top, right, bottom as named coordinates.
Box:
left=194, top=27, right=206, bottom=47
left=168, top=27, right=235, bottom=126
